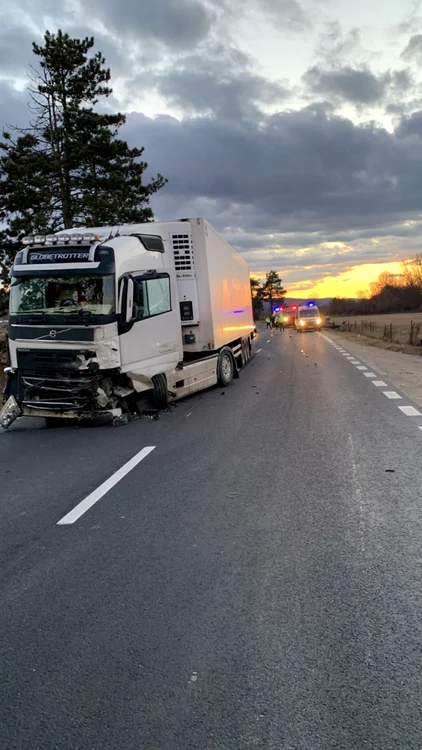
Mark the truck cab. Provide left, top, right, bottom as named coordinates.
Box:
left=1, top=219, right=255, bottom=428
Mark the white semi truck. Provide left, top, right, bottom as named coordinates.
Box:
left=1, top=218, right=256, bottom=428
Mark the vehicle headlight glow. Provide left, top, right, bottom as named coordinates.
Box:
left=316, top=317, right=321, bottom=324
left=300, top=320, right=305, bottom=326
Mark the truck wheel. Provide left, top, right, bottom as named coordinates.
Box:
left=218, top=349, right=234, bottom=386
left=152, top=373, right=169, bottom=409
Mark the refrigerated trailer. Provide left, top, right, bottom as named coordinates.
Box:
left=1, top=218, right=256, bottom=427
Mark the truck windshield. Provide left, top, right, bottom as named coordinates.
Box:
left=9, top=275, right=115, bottom=316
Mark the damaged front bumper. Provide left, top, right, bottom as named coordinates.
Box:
left=1, top=347, right=133, bottom=427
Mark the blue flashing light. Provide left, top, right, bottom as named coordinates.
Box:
left=307, top=301, right=315, bottom=307
left=274, top=307, right=280, bottom=312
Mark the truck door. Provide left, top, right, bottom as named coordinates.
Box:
left=120, top=271, right=183, bottom=376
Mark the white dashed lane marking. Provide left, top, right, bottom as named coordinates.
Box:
left=57, top=446, right=156, bottom=525
left=320, top=332, right=422, bottom=435
left=399, top=406, right=422, bottom=416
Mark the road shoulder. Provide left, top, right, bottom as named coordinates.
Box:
left=322, top=330, right=422, bottom=406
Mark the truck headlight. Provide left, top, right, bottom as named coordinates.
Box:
left=300, top=320, right=305, bottom=326
left=316, top=318, right=321, bottom=325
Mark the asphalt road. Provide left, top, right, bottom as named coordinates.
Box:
left=1, top=329, right=422, bottom=749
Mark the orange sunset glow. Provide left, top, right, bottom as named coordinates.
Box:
left=252, top=260, right=406, bottom=299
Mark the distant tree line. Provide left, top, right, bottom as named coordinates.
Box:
left=328, top=257, right=422, bottom=317
left=250, top=271, right=287, bottom=318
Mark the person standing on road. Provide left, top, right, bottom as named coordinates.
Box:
left=277, top=313, right=285, bottom=331
left=265, top=316, right=271, bottom=330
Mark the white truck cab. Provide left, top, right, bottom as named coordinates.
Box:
left=1, top=219, right=256, bottom=428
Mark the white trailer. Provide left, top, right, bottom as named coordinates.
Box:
left=1, top=218, right=256, bottom=427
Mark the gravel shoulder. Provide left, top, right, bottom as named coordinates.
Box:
left=324, top=330, right=422, bottom=406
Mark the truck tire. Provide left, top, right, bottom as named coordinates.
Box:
left=218, top=349, right=234, bottom=386
left=152, top=373, right=169, bottom=409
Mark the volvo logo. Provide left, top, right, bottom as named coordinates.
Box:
left=49, top=330, right=57, bottom=339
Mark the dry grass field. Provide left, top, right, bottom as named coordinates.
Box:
left=331, top=312, right=422, bottom=352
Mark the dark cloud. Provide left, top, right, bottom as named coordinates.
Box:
left=401, top=34, right=422, bottom=62
left=120, top=105, right=422, bottom=273
left=255, top=0, right=310, bottom=31
left=87, top=0, right=213, bottom=48
left=148, top=43, right=290, bottom=120
left=303, top=65, right=411, bottom=106
left=395, top=109, right=422, bottom=139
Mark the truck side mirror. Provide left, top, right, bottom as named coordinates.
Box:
left=118, top=276, right=134, bottom=325
left=125, top=278, right=134, bottom=323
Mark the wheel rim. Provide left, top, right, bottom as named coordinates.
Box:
left=221, top=354, right=232, bottom=381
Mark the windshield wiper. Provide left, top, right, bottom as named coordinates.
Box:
left=17, top=311, right=49, bottom=323
left=60, top=308, right=95, bottom=324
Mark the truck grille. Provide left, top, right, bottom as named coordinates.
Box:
left=17, top=348, right=95, bottom=375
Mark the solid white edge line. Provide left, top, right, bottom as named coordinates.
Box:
left=57, top=446, right=156, bottom=525
left=398, top=406, right=422, bottom=416
left=383, top=391, right=402, bottom=400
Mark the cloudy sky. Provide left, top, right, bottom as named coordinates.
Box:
left=2, top=0, right=422, bottom=296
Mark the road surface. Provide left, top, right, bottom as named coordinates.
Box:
left=1, top=330, right=421, bottom=749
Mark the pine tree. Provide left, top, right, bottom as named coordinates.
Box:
left=0, top=30, right=167, bottom=284
left=260, top=271, right=287, bottom=311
